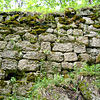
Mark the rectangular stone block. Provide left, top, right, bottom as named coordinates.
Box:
left=73, top=29, right=83, bottom=36
left=64, top=52, right=78, bottom=61
left=89, top=37, right=100, bottom=47
left=2, top=50, right=18, bottom=59
left=47, top=52, right=63, bottom=62
left=23, top=51, right=45, bottom=60
left=78, top=53, right=90, bottom=62
left=2, top=59, right=17, bottom=70
left=41, top=61, right=61, bottom=73
left=16, top=41, right=40, bottom=51
left=0, top=41, right=7, bottom=50
left=52, top=43, right=73, bottom=52
left=40, top=42, right=51, bottom=52
left=39, top=33, right=57, bottom=42
left=76, top=36, right=88, bottom=45
left=74, top=43, right=86, bottom=53
left=62, top=62, right=73, bottom=69
left=18, top=59, right=39, bottom=71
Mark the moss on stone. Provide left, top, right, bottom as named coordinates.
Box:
left=93, top=24, right=100, bottom=28
left=10, top=14, right=19, bottom=21
left=2, top=20, right=19, bottom=25
left=64, top=8, right=76, bottom=18
left=0, top=80, right=7, bottom=87
left=79, top=18, right=86, bottom=23
left=26, top=73, right=36, bottom=82
left=0, top=96, right=4, bottom=100
left=35, top=28, right=46, bottom=34
left=78, top=80, right=92, bottom=100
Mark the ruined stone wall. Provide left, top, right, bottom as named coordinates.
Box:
left=0, top=5, right=100, bottom=98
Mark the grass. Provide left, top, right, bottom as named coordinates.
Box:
left=6, top=63, right=100, bottom=100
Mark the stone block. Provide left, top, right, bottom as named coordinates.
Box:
left=0, top=81, right=12, bottom=95
left=58, top=35, right=75, bottom=42
left=52, top=43, right=73, bottom=52
left=76, top=36, right=88, bottom=45
left=2, top=50, right=18, bottom=59
left=16, top=41, right=40, bottom=51
left=23, top=51, right=45, bottom=60
left=47, top=52, right=63, bottom=62
left=46, top=28, right=54, bottom=33
left=0, top=41, right=7, bottom=50
left=73, top=29, right=83, bottom=36
left=2, top=59, right=17, bottom=70
left=62, top=62, right=73, bottom=69
left=64, top=52, right=78, bottom=61
left=78, top=53, right=90, bottom=62
left=18, top=59, right=39, bottom=71
left=5, top=34, right=21, bottom=42
left=89, top=37, right=100, bottom=47
left=83, top=17, right=94, bottom=24
left=23, top=33, right=37, bottom=43
left=74, top=62, right=85, bottom=68
left=39, top=33, right=57, bottom=42
left=41, top=61, right=61, bottom=73
left=74, top=43, right=86, bottom=53
left=41, top=42, right=51, bottom=52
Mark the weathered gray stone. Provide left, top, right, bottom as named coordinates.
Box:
left=2, top=50, right=18, bottom=59
left=73, top=29, right=83, bottom=36
left=57, top=29, right=66, bottom=35
left=69, top=22, right=77, bottom=28
left=18, top=59, right=39, bottom=71
left=39, top=33, right=57, bottom=42
left=87, top=48, right=99, bottom=56
left=76, top=36, right=88, bottom=45
left=0, top=15, right=3, bottom=22
left=88, top=25, right=100, bottom=31
left=62, top=62, right=73, bottom=69
left=0, top=34, right=4, bottom=40
left=74, top=43, right=86, bottom=53
left=74, top=62, right=85, bottom=68
left=52, top=43, right=73, bottom=52
left=83, top=17, right=94, bottom=24
left=16, top=41, right=40, bottom=51
left=67, top=29, right=73, bottom=35
left=78, top=53, right=90, bottom=62
left=46, top=28, right=54, bottom=33
left=5, top=34, right=21, bottom=42
left=64, top=52, right=78, bottom=61
left=89, top=37, right=100, bottom=47
left=0, top=30, right=11, bottom=34
left=47, top=52, right=63, bottom=62
left=84, top=31, right=98, bottom=37
left=23, top=51, right=45, bottom=60
left=41, top=42, right=51, bottom=52
left=58, top=35, right=75, bottom=42
left=0, top=81, right=12, bottom=95
left=0, top=41, right=7, bottom=50
left=23, top=32, right=37, bottom=43
left=2, top=59, right=17, bottom=70
left=42, top=61, right=61, bottom=73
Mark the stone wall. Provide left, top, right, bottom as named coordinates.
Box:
left=0, top=5, right=100, bottom=98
